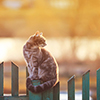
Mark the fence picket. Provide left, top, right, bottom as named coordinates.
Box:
left=82, top=70, right=90, bottom=100
left=97, top=68, right=100, bottom=100
left=0, top=61, right=98, bottom=100
left=68, top=75, right=75, bottom=100
left=0, top=62, right=3, bottom=96
left=11, top=62, right=19, bottom=96
left=42, top=88, right=53, bottom=100
left=53, top=82, right=60, bottom=100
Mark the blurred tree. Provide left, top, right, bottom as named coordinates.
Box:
left=0, top=0, right=100, bottom=37
left=0, top=24, right=13, bottom=37
left=0, top=0, right=3, bottom=6
left=21, top=0, right=35, bottom=9
left=0, top=0, right=3, bottom=3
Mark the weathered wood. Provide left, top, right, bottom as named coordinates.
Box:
left=0, top=62, right=3, bottom=96
left=68, top=75, right=75, bottom=100
left=0, top=96, right=28, bottom=100
left=29, top=80, right=42, bottom=100
left=82, top=70, right=90, bottom=100
left=42, top=87, right=53, bottom=100
left=97, top=68, right=100, bottom=100
left=53, top=82, right=60, bottom=100
left=11, top=62, right=19, bottom=96
left=0, top=62, right=60, bottom=100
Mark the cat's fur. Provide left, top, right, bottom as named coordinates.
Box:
left=23, top=31, right=59, bottom=93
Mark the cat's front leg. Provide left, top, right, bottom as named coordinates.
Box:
left=26, top=77, right=35, bottom=92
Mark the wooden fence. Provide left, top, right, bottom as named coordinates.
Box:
left=0, top=62, right=100, bottom=100
left=0, top=62, right=59, bottom=100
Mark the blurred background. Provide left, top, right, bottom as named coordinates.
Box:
left=0, top=0, right=100, bottom=99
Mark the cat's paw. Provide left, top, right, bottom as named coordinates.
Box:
left=28, top=84, right=35, bottom=92
left=26, top=77, right=36, bottom=93
left=26, top=77, right=32, bottom=88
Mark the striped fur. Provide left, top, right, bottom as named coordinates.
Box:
left=23, top=31, right=59, bottom=93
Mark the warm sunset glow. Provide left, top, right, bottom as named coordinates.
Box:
left=0, top=38, right=24, bottom=62
left=0, top=0, right=100, bottom=99
left=0, top=38, right=100, bottom=62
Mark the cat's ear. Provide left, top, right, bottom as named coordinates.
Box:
left=40, top=32, right=43, bottom=36
left=35, top=31, right=39, bottom=37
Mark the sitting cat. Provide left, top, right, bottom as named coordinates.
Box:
left=23, top=31, right=59, bottom=93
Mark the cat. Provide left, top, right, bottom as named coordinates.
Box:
left=23, top=31, right=59, bottom=93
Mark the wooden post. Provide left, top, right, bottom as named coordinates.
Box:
left=97, top=68, right=100, bottom=100
left=42, top=86, right=53, bottom=100
left=29, top=80, right=42, bottom=100
left=53, top=82, right=60, bottom=100
left=11, top=62, right=19, bottom=96
left=68, top=75, right=75, bottom=100
left=82, top=70, right=90, bottom=100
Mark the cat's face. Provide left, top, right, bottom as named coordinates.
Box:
left=27, top=31, right=47, bottom=48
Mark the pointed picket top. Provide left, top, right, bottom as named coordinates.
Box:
left=97, top=68, right=100, bottom=73
left=0, top=62, right=4, bottom=66
left=68, top=75, right=75, bottom=100
left=53, top=82, right=60, bottom=100
left=68, top=75, right=75, bottom=83
left=11, top=62, right=18, bottom=68
left=11, top=62, right=19, bottom=96
left=0, top=62, right=4, bottom=96
left=82, top=70, right=90, bottom=76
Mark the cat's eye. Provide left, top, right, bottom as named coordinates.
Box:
left=42, top=40, right=45, bottom=43
left=30, top=37, right=33, bottom=40
left=43, top=40, right=45, bottom=43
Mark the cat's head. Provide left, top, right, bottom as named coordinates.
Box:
left=27, top=31, right=47, bottom=48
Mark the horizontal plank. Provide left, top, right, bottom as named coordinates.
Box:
left=0, top=96, right=29, bottom=100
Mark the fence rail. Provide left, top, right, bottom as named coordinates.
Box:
left=0, top=62, right=100, bottom=100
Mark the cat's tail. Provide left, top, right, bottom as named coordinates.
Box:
left=26, top=77, right=57, bottom=93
